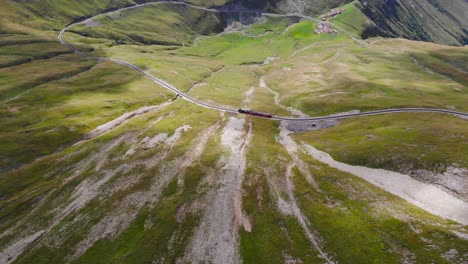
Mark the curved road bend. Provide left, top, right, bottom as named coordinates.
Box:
left=58, top=1, right=468, bottom=121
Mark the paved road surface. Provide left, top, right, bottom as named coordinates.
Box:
left=58, top=1, right=468, bottom=121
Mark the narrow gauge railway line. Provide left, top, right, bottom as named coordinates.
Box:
left=58, top=1, right=468, bottom=121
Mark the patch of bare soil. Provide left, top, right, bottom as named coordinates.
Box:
left=285, top=119, right=339, bottom=132
left=6, top=106, right=21, bottom=113
left=140, top=133, right=169, bottom=149
left=183, top=117, right=252, bottom=264
left=140, top=125, right=192, bottom=168
left=283, top=251, right=303, bottom=264
left=84, top=19, right=100, bottom=27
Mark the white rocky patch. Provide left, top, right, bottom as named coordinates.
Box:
left=263, top=56, right=279, bottom=65
left=411, top=166, right=467, bottom=200
left=130, top=125, right=191, bottom=158
left=184, top=117, right=252, bottom=264
left=0, top=230, right=45, bottom=263
left=452, top=230, right=468, bottom=240
left=140, top=133, right=168, bottom=149
left=441, top=248, right=459, bottom=262
left=165, top=125, right=191, bottom=146
left=277, top=195, right=294, bottom=215
left=59, top=170, right=117, bottom=219
left=302, top=144, right=468, bottom=225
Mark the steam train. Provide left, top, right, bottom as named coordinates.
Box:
left=238, top=108, right=273, bottom=118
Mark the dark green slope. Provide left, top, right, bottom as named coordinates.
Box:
left=358, top=0, right=468, bottom=46
left=237, top=0, right=353, bottom=15
left=5, top=0, right=135, bottom=29
left=230, top=0, right=467, bottom=46
left=1, top=0, right=232, bottom=30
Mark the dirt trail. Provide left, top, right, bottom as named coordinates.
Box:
left=69, top=122, right=220, bottom=260
left=276, top=123, right=334, bottom=263
left=277, top=122, right=320, bottom=189
left=244, top=86, right=255, bottom=105
left=283, top=163, right=335, bottom=263
left=282, top=23, right=297, bottom=36
left=319, top=91, right=349, bottom=97
left=186, top=66, right=225, bottom=94
left=184, top=116, right=252, bottom=264
left=302, top=144, right=468, bottom=225
left=260, top=76, right=308, bottom=118
left=411, top=57, right=451, bottom=79
left=260, top=74, right=332, bottom=260
left=288, top=44, right=317, bottom=59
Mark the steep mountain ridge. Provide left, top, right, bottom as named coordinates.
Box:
left=265, top=0, right=468, bottom=46
left=3, top=0, right=467, bottom=45
left=358, top=0, right=468, bottom=46
left=234, top=0, right=352, bottom=14
left=200, top=0, right=468, bottom=46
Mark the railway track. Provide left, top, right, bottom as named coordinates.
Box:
left=58, top=1, right=468, bottom=121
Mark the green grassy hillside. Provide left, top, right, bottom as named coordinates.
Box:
left=70, top=3, right=225, bottom=46
left=0, top=1, right=467, bottom=263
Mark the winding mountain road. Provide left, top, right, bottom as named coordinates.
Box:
left=58, top=1, right=468, bottom=121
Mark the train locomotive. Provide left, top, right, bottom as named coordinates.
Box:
left=238, top=108, right=273, bottom=118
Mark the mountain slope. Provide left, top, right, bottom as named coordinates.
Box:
left=237, top=0, right=353, bottom=14
left=0, top=1, right=467, bottom=263
left=358, top=0, right=468, bottom=46
left=229, top=0, right=468, bottom=46
left=265, top=0, right=468, bottom=46
left=3, top=0, right=467, bottom=46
